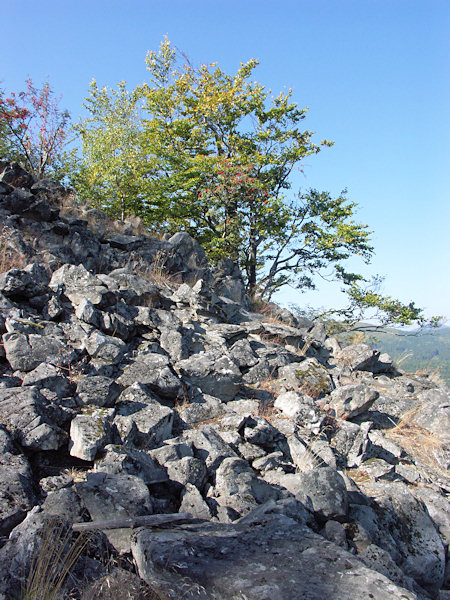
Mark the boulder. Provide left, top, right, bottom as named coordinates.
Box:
left=0, top=386, right=68, bottom=450
left=132, top=514, right=419, bottom=600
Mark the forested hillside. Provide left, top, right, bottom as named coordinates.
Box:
left=367, top=326, right=450, bottom=386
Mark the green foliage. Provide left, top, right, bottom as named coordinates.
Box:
left=75, top=38, right=377, bottom=299
left=72, top=80, right=150, bottom=220
left=72, top=38, right=442, bottom=327
left=367, top=326, right=450, bottom=386
left=291, top=275, right=443, bottom=334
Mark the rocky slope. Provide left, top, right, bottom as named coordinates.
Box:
left=0, top=161, right=449, bottom=600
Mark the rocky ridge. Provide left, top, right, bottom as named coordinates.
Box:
left=0, top=161, right=449, bottom=600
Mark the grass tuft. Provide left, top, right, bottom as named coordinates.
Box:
left=22, top=517, right=91, bottom=600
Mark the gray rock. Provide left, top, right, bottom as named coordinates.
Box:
left=208, top=456, right=279, bottom=517
left=75, top=298, right=102, bottom=328
left=358, top=544, right=422, bottom=596
left=21, top=362, right=73, bottom=396
left=113, top=399, right=173, bottom=449
left=278, top=357, right=333, bottom=398
left=321, top=519, right=348, bottom=548
left=76, top=375, right=121, bottom=408
left=365, top=481, right=446, bottom=594
left=228, top=338, right=259, bottom=368
left=168, top=231, right=209, bottom=274
left=132, top=514, right=419, bottom=600
left=150, top=441, right=194, bottom=464
left=358, top=458, right=396, bottom=480
left=0, top=509, right=75, bottom=600
left=325, top=383, right=379, bottom=419
left=337, top=343, right=381, bottom=372
left=0, top=428, right=36, bottom=537
left=243, top=415, right=286, bottom=452
left=2, top=331, right=66, bottom=372
left=298, top=467, right=349, bottom=522
left=166, top=456, right=207, bottom=489
left=410, top=486, right=450, bottom=536
left=176, top=393, right=228, bottom=426
left=94, top=444, right=168, bottom=484
left=0, top=161, right=35, bottom=187
left=117, top=354, right=183, bottom=399
left=159, top=327, right=188, bottom=361
left=414, top=388, right=450, bottom=443
left=179, top=483, right=212, bottom=519
left=69, top=407, right=114, bottom=461
left=0, top=263, right=50, bottom=299
left=84, top=329, right=126, bottom=365
left=50, top=263, right=115, bottom=307
left=182, top=426, right=238, bottom=471
left=175, top=352, right=241, bottom=401
left=76, top=471, right=153, bottom=553
left=41, top=486, right=84, bottom=522
left=0, top=386, right=68, bottom=450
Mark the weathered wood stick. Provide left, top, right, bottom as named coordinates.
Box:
left=72, top=513, right=193, bottom=532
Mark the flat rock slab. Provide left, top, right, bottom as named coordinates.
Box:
left=132, top=514, right=419, bottom=600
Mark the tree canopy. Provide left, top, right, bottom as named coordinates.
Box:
left=0, top=79, right=70, bottom=179
left=50, top=38, right=443, bottom=328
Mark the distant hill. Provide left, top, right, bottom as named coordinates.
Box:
left=348, top=326, right=450, bottom=386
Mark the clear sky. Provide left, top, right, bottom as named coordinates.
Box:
left=2, top=0, right=449, bottom=321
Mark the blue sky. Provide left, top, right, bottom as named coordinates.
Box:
left=2, top=0, right=449, bottom=321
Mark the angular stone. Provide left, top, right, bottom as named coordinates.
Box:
left=22, top=362, right=73, bottom=396
left=179, top=483, right=212, bottom=520
left=113, top=400, right=173, bottom=449
left=297, top=467, right=348, bottom=523
left=0, top=428, right=36, bottom=537
left=278, top=358, right=333, bottom=398
left=0, top=161, right=35, bottom=187
left=175, top=352, right=241, bottom=402
left=337, top=343, right=380, bottom=372
left=166, top=456, right=207, bottom=489
left=2, top=331, right=66, bottom=372
left=208, top=456, right=279, bottom=517
left=364, top=481, right=446, bottom=595
left=0, top=386, right=68, bottom=450
left=326, top=383, right=379, bottom=420
left=0, top=263, right=50, bottom=299
left=69, top=407, right=114, bottom=461
left=182, top=426, right=238, bottom=471
left=132, top=514, right=419, bottom=600
left=49, top=263, right=114, bottom=307
left=84, top=329, right=126, bottom=365
left=94, top=444, right=168, bottom=484
left=76, top=375, right=121, bottom=408
left=117, top=354, right=183, bottom=399
left=243, top=415, right=285, bottom=452
left=75, top=298, right=102, bottom=328
left=76, top=471, right=153, bottom=553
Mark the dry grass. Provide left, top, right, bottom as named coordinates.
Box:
left=133, top=252, right=177, bottom=290
left=22, top=517, right=91, bottom=600
left=385, top=406, right=447, bottom=476
left=344, top=467, right=373, bottom=485
left=0, top=226, right=27, bottom=272
left=80, top=569, right=166, bottom=600
left=63, top=467, right=90, bottom=483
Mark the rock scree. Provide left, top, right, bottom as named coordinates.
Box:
left=0, top=161, right=449, bottom=600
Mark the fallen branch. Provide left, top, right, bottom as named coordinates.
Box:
left=72, top=513, right=193, bottom=532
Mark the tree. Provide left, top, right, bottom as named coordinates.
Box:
left=139, top=38, right=359, bottom=299
left=73, top=38, right=441, bottom=329
left=0, top=79, right=70, bottom=179
left=72, top=80, right=153, bottom=221
left=292, top=275, right=443, bottom=333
